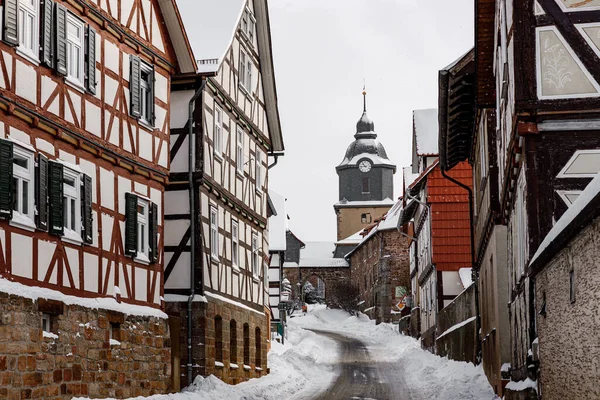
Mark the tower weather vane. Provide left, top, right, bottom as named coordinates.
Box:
left=362, top=83, right=367, bottom=112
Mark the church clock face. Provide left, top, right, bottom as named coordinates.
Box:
left=359, top=160, right=372, bottom=173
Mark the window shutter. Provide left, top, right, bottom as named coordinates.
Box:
left=54, top=3, right=67, bottom=76
left=36, top=154, right=49, bottom=231
left=81, top=174, right=93, bottom=244
left=40, top=0, right=54, bottom=67
left=48, top=162, right=64, bottom=236
left=85, top=26, right=96, bottom=94
left=150, top=67, right=156, bottom=126
left=2, top=0, right=18, bottom=46
left=129, top=55, right=141, bottom=118
left=149, top=202, right=158, bottom=263
left=0, top=140, right=13, bottom=220
left=124, top=193, right=138, bottom=257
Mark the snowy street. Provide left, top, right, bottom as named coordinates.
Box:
left=77, top=306, right=495, bottom=400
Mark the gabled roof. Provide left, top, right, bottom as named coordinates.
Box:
left=335, top=230, right=365, bottom=245
left=175, top=0, right=284, bottom=152
left=408, top=159, right=440, bottom=197
left=156, top=0, right=197, bottom=73
left=268, top=190, right=288, bottom=252
left=413, top=109, right=440, bottom=156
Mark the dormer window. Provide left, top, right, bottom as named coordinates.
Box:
left=241, top=8, right=255, bottom=45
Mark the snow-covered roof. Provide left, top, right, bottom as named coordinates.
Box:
left=268, top=190, right=288, bottom=252
left=413, top=109, right=439, bottom=156
left=335, top=230, right=365, bottom=245
left=301, top=242, right=335, bottom=259
left=530, top=172, right=600, bottom=270
left=176, top=0, right=246, bottom=73
left=403, top=166, right=421, bottom=191
left=337, top=151, right=395, bottom=168
left=459, top=268, right=473, bottom=289
left=334, top=198, right=395, bottom=208
left=299, top=258, right=350, bottom=268
left=282, top=262, right=299, bottom=268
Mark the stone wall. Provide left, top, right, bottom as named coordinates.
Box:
left=282, top=266, right=351, bottom=303
left=166, top=296, right=268, bottom=388
left=0, top=293, right=170, bottom=399
left=435, top=284, right=477, bottom=364
left=534, top=217, right=600, bottom=400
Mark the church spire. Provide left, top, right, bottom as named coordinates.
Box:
left=363, top=86, right=367, bottom=112
left=356, top=88, right=375, bottom=137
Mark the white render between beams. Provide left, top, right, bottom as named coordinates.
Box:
left=0, top=278, right=167, bottom=319
left=204, top=291, right=265, bottom=316
left=413, top=108, right=440, bottom=156
left=268, top=190, right=288, bottom=252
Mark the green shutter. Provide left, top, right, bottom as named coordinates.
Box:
left=48, top=162, right=64, bottom=236
left=125, top=193, right=138, bottom=257
left=149, top=202, right=158, bottom=263
left=129, top=55, right=141, bottom=118
left=2, top=0, right=19, bottom=46
left=82, top=174, right=93, bottom=244
left=54, top=3, right=67, bottom=76
left=0, top=140, right=13, bottom=219
left=85, top=26, right=97, bottom=94
left=40, top=0, right=54, bottom=67
left=36, top=154, right=49, bottom=231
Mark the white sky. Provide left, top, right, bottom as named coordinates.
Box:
left=268, top=0, right=474, bottom=242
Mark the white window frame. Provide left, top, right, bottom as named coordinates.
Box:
left=66, top=13, right=85, bottom=88
left=11, top=144, right=35, bottom=229
left=255, top=150, right=262, bottom=193
left=62, top=167, right=81, bottom=242
left=241, top=8, right=255, bottom=45
left=236, top=126, right=245, bottom=175
left=17, top=0, right=39, bottom=61
left=210, top=207, right=219, bottom=261
left=251, top=233, right=259, bottom=279
left=232, top=220, right=239, bottom=269
left=135, top=198, right=150, bottom=263
left=139, top=62, right=153, bottom=126
left=214, top=105, right=223, bottom=157
left=239, top=51, right=252, bottom=93
left=41, top=313, right=51, bottom=333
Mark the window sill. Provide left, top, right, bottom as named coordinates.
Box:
left=252, top=275, right=259, bottom=282
left=9, top=213, right=36, bottom=232
left=211, top=255, right=220, bottom=264
left=139, top=119, right=155, bottom=132
left=214, top=152, right=224, bottom=162
left=243, top=365, right=251, bottom=371
left=255, top=366, right=263, bottom=372
left=215, top=361, right=225, bottom=368
left=135, top=254, right=151, bottom=265
left=236, top=170, right=245, bottom=179
left=230, top=363, right=239, bottom=370
left=62, top=229, right=83, bottom=246
left=232, top=265, right=240, bottom=273
left=16, top=48, right=40, bottom=66
left=255, top=188, right=263, bottom=196
left=65, top=77, right=86, bottom=94
left=238, top=84, right=253, bottom=100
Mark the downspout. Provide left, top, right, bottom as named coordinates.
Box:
left=440, top=168, right=481, bottom=363
left=187, top=79, right=207, bottom=385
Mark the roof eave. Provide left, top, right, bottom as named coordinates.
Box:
left=157, top=0, right=197, bottom=74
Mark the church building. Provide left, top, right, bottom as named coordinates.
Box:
left=334, top=94, right=397, bottom=241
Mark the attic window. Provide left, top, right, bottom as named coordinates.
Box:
left=361, top=213, right=371, bottom=224
left=241, top=8, right=255, bottom=45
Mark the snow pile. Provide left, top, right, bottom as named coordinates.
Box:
left=290, top=305, right=495, bottom=400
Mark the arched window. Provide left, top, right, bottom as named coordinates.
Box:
left=255, top=327, right=262, bottom=368
left=243, top=323, right=250, bottom=366
left=230, top=320, right=237, bottom=364
left=215, top=316, right=223, bottom=363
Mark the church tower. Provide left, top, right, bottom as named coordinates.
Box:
left=334, top=92, right=396, bottom=241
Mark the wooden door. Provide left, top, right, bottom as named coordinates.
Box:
left=169, top=316, right=181, bottom=392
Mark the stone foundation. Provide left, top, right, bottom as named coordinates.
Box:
left=0, top=292, right=171, bottom=399
left=167, top=296, right=268, bottom=388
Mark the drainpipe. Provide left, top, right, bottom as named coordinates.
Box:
left=440, top=168, right=481, bottom=364
left=187, top=79, right=207, bottom=385
left=268, top=152, right=282, bottom=170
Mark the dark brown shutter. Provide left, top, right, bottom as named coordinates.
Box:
left=48, top=161, right=64, bottom=236
left=150, top=67, right=156, bottom=126
left=36, top=154, right=49, bottom=231
left=85, top=26, right=96, bottom=94
left=0, top=140, right=13, bottom=220
left=2, top=0, right=18, bottom=46
left=54, top=3, right=67, bottom=76
left=125, top=193, right=138, bottom=257
left=129, top=55, right=141, bottom=118
left=40, top=0, right=54, bottom=66
left=81, top=174, right=93, bottom=244
left=149, top=202, right=158, bottom=263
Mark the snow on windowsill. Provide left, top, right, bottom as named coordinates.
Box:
left=501, top=363, right=511, bottom=373
left=62, top=229, right=83, bottom=246
left=53, top=158, right=83, bottom=174
left=135, top=253, right=150, bottom=265
left=65, top=77, right=86, bottom=95
left=243, top=365, right=251, bottom=371
left=230, top=363, right=239, bottom=369
left=215, top=361, right=224, bottom=368
left=43, top=331, right=58, bottom=340
left=505, top=378, right=538, bottom=392
left=0, top=278, right=167, bottom=318
left=10, top=212, right=36, bottom=232
left=16, top=47, right=40, bottom=66
left=109, top=339, right=121, bottom=346
left=255, top=367, right=263, bottom=371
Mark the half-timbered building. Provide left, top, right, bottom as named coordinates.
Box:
left=164, top=0, right=284, bottom=387
left=0, top=0, right=195, bottom=397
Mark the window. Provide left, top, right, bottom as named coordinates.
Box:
left=362, top=177, right=370, bottom=194
left=252, top=233, right=259, bottom=278
left=361, top=213, right=371, bottom=224
left=215, top=316, right=223, bottom=363
left=236, top=127, right=244, bottom=174
left=214, top=105, right=223, bottom=157
left=109, top=322, right=121, bottom=342
left=129, top=56, right=155, bottom=125
left=243, top=323, right=250, bottom=367
left=239, top=51, right=252, bottom=92
left=570, top=270, right=575, bottom=303
left=241, top=8, right=255, bottom=44
left=66, top=14, right=85, bottom=87
left=11, top=144, right=35, bottom=227
left=124, top=194, right=158, bottom=263
left=232, top=220, right=239, bottom=268
left=41, top=314, right=51, bottom=333
left=210, top=207, right=219, bottom=260
left=255, top=151, right=262, bottom=192
left=230, top=320, right=238, bottom=364
left=255, top=327, right=262, bottom=368
left=136, top=198, right=149, bottom=262
left=62, top=167, right=81, bottom=240
left=17, top=0, right=38, bottom=58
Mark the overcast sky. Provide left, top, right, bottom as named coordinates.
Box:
left=268, top=0, right=474, bottom=242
